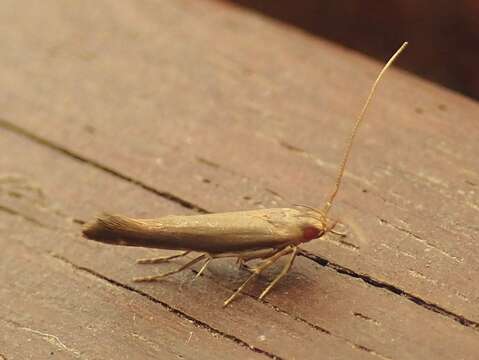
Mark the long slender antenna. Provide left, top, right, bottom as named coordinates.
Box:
left=322, top=42, right=408, bottom=216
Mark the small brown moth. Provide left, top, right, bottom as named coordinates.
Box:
left=83, top=42, right=407, bottom=306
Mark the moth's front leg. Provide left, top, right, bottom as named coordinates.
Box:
left=224, top=246, right=293, bottom=306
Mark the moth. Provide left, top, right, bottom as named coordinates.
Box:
left=83, top=42, right=407, bottom=306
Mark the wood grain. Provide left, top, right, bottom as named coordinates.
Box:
left=0, top=0, right=478, bottom=359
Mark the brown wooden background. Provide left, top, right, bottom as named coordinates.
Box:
left=1, top=1, right=478, bottom=359
left=230, top=0, right=479, bottom=100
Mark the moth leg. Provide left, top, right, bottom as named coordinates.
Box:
left=236, top=248, right=280, bottom=272
left=223, top=246, right=293, bottom=307
left=193, top=255, right=213, bottom=280
left=331, top=229, right=347, bottom=237
left=259, top=246, right=298, bottom=300
left=236, top=258, right=253, bottom=272
left=133, top=253, right=206, bottom=282
left=329, top=219, right=348, bottom=237
left=236, top=249, right=281, bottom=273
left=136, top=251, right=190, bottom=264
left=239, top=248, right=282, bottom=262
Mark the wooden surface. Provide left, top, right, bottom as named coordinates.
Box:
left=1, top=1, right=478, bottom=359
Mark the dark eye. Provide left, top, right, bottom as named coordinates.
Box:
left=302, top=226, right=321, bottom=240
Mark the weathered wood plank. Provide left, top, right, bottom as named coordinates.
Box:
left=1, top=0, right=478, bottom=359
left=0, top=320, right=74, bottom=360
left=1, top=130, right=377, bottom=359
left=1, top=0, right=477, bottom=325
left=1, top=231, right=269, bottom=360
left=1, top=103, right=478, bottom=359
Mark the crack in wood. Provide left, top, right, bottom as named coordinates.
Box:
left=353, top=312, right=380, bottom=325
left=378, top=217, right=464, bottom=263
left=276, top=137, right=384, bottom=198
left=0, top=204, right=54, bottom=230
left=257, top=296, right=393, bottom=360
left=407, top=269, right=439, bottom=285
left=49, top=253, right=282, bottom=360
left=0, top=118, right=208, bottom=214
left=4, top=180, right=479, bottom=338
left=72, top=218, right=86, bottom=225
left=0, top=173, right=46, bottom=202
left=278, top=135, right=479, bottom=237
left=352, top=344, right=393, bottom=360
left=196, top=155, right=286, bottom=204
left=195, top=156, right=222, bottom=169
left=188, top=267, right=391, bottom=359
left=9, top=220, right=381, bottom=359
left=325, top=236, right=360, bottom=251
left=380, top=243, right=417, bottom=259
left=402, top=167, right=479, bottom=215
left=299, top=249, right=479, bottom=331
left=2, top=118, right=479, bottom=336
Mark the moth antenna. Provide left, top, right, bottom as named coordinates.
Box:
left=322, top=42, right=408, bottom=216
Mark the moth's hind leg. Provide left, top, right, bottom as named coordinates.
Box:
left=136, top=251, right=190, bottom=264
left=134, top=251, right=250, bottom=284
left=133, top=253, right=206, bottom=282
left=193, top=250, right=273, bottom=279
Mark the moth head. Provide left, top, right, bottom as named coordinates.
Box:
left=297, top=205, right=337, bottom=242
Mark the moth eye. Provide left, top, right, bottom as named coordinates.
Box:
left=302, top=226, right=321, bottom=240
